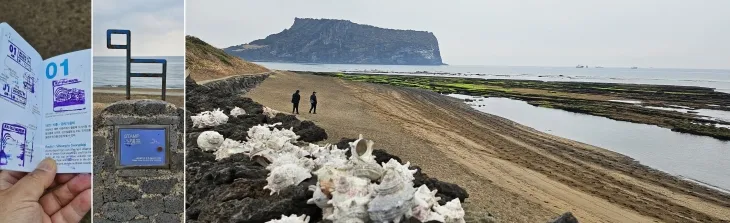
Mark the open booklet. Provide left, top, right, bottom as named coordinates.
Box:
left=0, top=23, right=91, bottom=173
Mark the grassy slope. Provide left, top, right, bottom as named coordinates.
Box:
left=185, top=35, right=270, bottom=82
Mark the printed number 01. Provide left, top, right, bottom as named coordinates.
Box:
left=45, top=59, right=69, bottom=79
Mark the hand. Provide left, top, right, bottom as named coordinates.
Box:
left=0, top=158, right=91, bottom=223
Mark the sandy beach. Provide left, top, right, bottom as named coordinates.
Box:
left=245, top=71, right=730, bottom=222
left=93, top=87, right=184, bottom=116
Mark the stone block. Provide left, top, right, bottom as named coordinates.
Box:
left=100, top=202, right=139, bottom=221
left=163, top=194, right=184, bottom=214
left=153, top=213, right=181, bottom=223
left=140, top=178, right=178, bottom=194
left=137, top=196, right=165, bottom=216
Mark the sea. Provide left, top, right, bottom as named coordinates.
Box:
left=254, top=62, right=730, bottom=93
left=93, top=56, right=185, bottom=89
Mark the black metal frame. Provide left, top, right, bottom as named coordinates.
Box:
left=106, top=29, right=167, bottom=100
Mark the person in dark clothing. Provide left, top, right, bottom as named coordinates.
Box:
left=309, top=91, right=317, bottom=114
left=291, top=90, right=301, bottom=114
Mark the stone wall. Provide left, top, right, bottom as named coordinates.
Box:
left=197, top=73, right=270, bottom=96
left=93, top=100, right=185, bottom=223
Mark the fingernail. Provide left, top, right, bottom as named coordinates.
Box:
left=37, top=158, right=56, bottom=171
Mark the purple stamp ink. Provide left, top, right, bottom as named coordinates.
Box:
left=6, top=40, right=32, bottom=73
left=1, top=81, right=28, bottom=107
left=1, top=123, right=26, bottom=167
left=23, top=72, right=35, bottom=93
left=52, top=78, right=86, bottom=112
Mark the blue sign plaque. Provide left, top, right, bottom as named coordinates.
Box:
left=115, top=125, right=170, bottom=169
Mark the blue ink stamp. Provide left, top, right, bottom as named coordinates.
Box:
left=115, top=125, right=169, bottom=169
left=1, top=78, right=28, bottom=107
left=6, top=40, right=32, bottom=73
left=1, top=123, right=26, bottom=167
left=52, top=78, right=86, bottom=112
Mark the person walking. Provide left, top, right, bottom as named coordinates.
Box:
left=309, top=91, right=317, bottom=114
left=291, top=90, right=301, bottom=114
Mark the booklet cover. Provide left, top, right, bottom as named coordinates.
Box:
left=0, top=23, right=91, bottom=173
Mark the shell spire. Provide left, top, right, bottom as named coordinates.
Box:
left=265, top=214, right=311, bottom=223
left=433, top=198, right=466, bottom=223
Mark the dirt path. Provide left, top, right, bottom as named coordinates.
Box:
left=245, top=71, right=730, bottom=223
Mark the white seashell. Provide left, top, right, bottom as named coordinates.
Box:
left=265, top=214, right=310, bottom=223
left=191, top=108, right=229, bottom=128
left=264, top=163, right=312, bottom=195
left=347, top=138, right=384, bottom=181
left=307, top=183, right=331, bottom=209
left=412, top=185, right=444, bottom=222
left=326, top=196, right=371, bottom=223
left=263, top=106, right=279, bottom=118
left=331, top=176, right=372, bottom=203
left=367, top=169, right=416, bottom=223
left=214, top=138, right=248, bottom=160
left=268, top=152, right=316, bottom=171
left=313, top=165, right=349, bottom=186
left=432, top=198, right=466, bottom=223
left=197, top=131, right=224, bottom=152
left=243, top=123, right=309, bottom=163
left=230, top=106, right=247, bottom=117
left=381, top=159, right=417, bottom=182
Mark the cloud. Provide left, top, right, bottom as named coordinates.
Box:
left=93, top=0, right=184, bottom=56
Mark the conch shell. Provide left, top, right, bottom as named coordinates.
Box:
left=197, top=131, right=224, bottom=151
left=265, top=214, right=310, bottom=223
left=346, top=136, right=385, bottom=181
left=213, top=138, right=248, bottom=160
left=367, top=169, right=416, bottom=223
left=264, top=163, right=312, bottom=195
left=433, top=198, right=466, bottom=223
left=191, top=108, right=229, bottom=128
left=263, top=106, right=279, bottom=118
left=229, top=106, right=247, bottom=117
left=381, top=159, right=417, bottom=181
left=326, top=196, right=371, bottom=223
left=412, top=185, right=445, bottom=222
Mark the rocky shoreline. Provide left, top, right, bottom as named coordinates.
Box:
left=304, top=71, right=730, bottom=141
left=184, top=75, right=485, bottom=222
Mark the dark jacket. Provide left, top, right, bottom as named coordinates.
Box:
left=291, top=92, right=300, bottom=104
left=310, top=94, right=317, bottom=104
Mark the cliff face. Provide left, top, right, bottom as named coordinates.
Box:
left=224, top=18, right=444, bottom=65
left=186, top=35, right=269, bottom=82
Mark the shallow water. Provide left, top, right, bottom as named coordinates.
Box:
left=609, top=99, right=642, bottom=104
left=449, top=94, right=730, bottom=192
left=645, top=106, right=730, bottom=122
left=257, top=62, right=730, bottom=93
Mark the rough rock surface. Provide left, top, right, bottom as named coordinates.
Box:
left=185, top=76, right=469, bottom=222
left=224, top=18, right=444, bottom=65
left=549, top=212, right=579, bottom=223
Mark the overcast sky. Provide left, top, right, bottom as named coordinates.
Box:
left=93, top=0, right=184, bottom=56
left=187, top=0, right=730, bottom=69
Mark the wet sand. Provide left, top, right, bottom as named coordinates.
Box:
left=93, top=87, right=184, bottom=116
left=245, top=71, right=730, bottom=222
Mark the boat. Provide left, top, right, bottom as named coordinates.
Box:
left=576, top=65, right=585, bottom=68
left=630, top=67, right=638, bottom=69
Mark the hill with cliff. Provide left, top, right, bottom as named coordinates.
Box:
left=186, top=35, right=270, bottom=82
left=224, top=18, right=444, bottom=65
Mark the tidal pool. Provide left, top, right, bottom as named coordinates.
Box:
left=450, top=94, right=730, bottom=192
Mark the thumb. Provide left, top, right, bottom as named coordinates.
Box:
left=11, top=157, right=57, bottom=200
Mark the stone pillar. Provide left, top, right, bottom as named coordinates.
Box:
left=92, top=100, right=184, bottom=223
